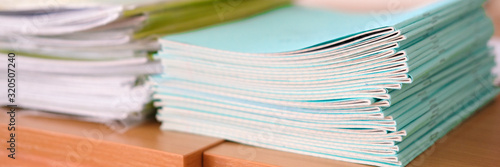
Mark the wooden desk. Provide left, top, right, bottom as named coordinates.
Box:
left=0, top=110, right=224, bottom=167
left=203, top=95, right=500, bottom=167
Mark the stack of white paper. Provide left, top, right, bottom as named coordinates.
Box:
left=151, top=0, right=499, bottom=166
left=0, top=0, right=290, bottom=124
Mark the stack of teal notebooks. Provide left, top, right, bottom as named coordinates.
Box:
left=151, top=0, right=499, bottom=166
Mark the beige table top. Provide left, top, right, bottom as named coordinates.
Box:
left=0, top=110, right=224, bottom=167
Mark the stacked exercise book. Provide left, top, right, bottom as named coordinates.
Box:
left=0, top=0, right=289, bottom=124
left=152, top=0, right=499, bottom=166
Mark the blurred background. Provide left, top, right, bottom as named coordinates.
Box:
left=296, top=0, right=500, bottom=36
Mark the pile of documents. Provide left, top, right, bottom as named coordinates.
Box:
left=152, top=0, right=499, bottom=166
left=0, top=0, right=289, bottom=123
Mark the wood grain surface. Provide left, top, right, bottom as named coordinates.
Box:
left=0, top=111, right=224, bottom=167
left=204, top=95, right=500, bottom=167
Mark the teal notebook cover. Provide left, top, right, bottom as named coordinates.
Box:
left=161, top=0, right=483, bottom=53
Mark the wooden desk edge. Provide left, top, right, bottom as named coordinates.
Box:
left=0, top=112, right=224, bottom=167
